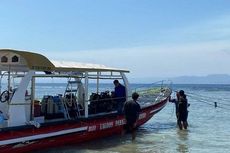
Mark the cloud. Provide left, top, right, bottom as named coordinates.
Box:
left=44, top=39, right=230, bottom=80
left=42, top=14, right=230, bottom=80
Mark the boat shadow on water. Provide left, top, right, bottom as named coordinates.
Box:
left=34, top=134, right=141, bottom=153
left=34, top=122, right=179, bottom=153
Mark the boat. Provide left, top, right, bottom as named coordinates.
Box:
left=0, top=49, right=172, bottom=153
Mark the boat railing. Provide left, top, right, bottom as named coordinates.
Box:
left=29, top=79, right=172, bottom=122
left=36, top=79, right=172, bottom=120
left=134, top=80, right=172, bottom=107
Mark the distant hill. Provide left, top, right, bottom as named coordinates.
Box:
left=170, top=74, right=230, bottom=84
left=130, top=74, right=230, bottom=84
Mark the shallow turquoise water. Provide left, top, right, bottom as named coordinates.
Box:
left=35, top=84, right=230, bottom=153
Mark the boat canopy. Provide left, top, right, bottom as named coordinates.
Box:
left=0, top=49, right=129, bottom=73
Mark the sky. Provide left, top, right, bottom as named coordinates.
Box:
left=0, top=0, right=230, bottom=83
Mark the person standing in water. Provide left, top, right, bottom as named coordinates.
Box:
left=169, top=92, right=180, bottom=125
left=123, top=92, right=141, bottom=141
left=177, top=90, right=188, bottom=130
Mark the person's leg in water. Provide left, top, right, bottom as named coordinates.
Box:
left=124, top=121, right=137, bottom=141
left=183, top=121, right=188, bottom=129
left=177, top=114, right=183, bottom=130
left=178, top=121, right=183, bottom=130
left=121, top=126, right=126, bottom=136
left=184, top=111, right=189, bottom=129
left=122, top=122, right=132, bottom=136
left=181, top=111, right=188, bottom=129
left=132, top=129, right=136, bottom=141
left=131, top=122, right=137, bottom=141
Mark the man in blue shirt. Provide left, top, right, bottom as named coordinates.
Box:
left=113, top=80, right=126, bottom=114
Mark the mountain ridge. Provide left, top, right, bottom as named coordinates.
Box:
left=130, top=74, right=230, bottom=84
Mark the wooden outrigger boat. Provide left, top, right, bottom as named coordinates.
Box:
left=0, top=49, right=172, bottom=153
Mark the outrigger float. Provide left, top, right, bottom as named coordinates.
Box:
left=0, top=49, right=172, bottom=153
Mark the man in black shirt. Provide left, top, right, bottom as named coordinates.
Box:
left=178, top=90, right=188, bottom=130
left=123, top=92, right=141, bottom=141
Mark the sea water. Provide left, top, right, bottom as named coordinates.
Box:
left=34, top=84, right=230, bottom=153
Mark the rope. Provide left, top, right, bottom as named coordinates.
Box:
left=186, top=91, right=230, bottom=106
left=187, top=92, right=230, bottom=107
left=167, top=101, right=175, bottom=121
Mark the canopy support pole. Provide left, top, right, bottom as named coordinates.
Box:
left=84, top=72, right=89, bottom=118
